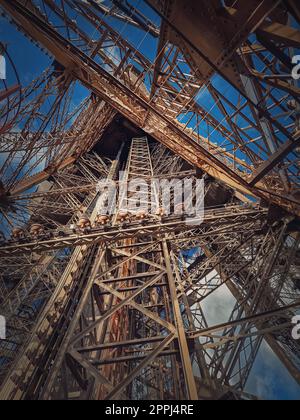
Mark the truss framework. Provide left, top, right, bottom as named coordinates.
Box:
left=0, top=0, right=299, bottom=401
left=0, top=137, right=299, bottom=400
left=0, top=0, right=299, bottom=212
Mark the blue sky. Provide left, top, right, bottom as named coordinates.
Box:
left=0, top=15, right=50, bottom=86
left=1, top=2, right=300, bottom=400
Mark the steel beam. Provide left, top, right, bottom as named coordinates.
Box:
left=249, top=130, right=300, bottom=186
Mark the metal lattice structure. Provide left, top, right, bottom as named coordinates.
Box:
left=0, top=0, right=299, bottom=400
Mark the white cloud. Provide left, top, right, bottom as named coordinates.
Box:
left=246, top=341, right=300, bottom=400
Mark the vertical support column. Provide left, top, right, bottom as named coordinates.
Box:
left=0, top=145, right=124, bottom=400
left=161, top=239, right=198, bottom=400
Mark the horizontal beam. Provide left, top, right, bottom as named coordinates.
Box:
left=258, top=22, right=300, bottom=48
left=98, top=283, right=168, bottom=295
left=76, top=336, right=167, bottom=353
left=0, top=206, right=267, bottom=256
left=90, top=350, right=178, bottom=366
left=101, top=271, right=162, bottom=283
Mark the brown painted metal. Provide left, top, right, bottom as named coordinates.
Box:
left=0, top=0, right=299, bottom=401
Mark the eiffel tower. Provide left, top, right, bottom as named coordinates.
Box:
left=0, top=0, right=299, bottom=400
